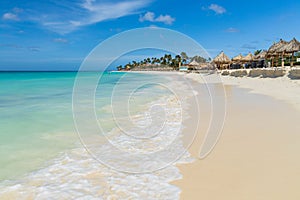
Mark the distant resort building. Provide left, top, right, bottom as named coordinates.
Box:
left=188, top=60, right=200, bottom=70
left=179, top=60, right=199, bottom=71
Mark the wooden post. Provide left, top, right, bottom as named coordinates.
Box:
left=281, top=52, right=284, bottom=68
left=271, top=57, right=274, bottom=67
left=291, top=52, right=294, bottom=67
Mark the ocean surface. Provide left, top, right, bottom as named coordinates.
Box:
left=0, top=72, right=194, bottom=199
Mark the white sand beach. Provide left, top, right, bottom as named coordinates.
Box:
left=186, top=69, right=300, bottom=111
left=173, top=70, right=300, bottom=199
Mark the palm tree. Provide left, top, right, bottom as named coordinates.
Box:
left=166, top=54, right=172, bottom=64
left=151, top=58, right=156, bottom=64
left=147, top=58, right=151, bottom=64
left=132, top=61, right=137, bottom=67
left=170, top=59, right=177, bottom=69
left=156, top=58, right=160, bottom=65
left=180, top=52, right=189, bottom=60
left=117, top=65, right=122, bottom=71
left=175, top=55, right=182, bottom=62
left=254, top=49, right=262, bottom=56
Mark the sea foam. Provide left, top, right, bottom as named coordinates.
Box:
left=0, top=75, right=196, bottom=199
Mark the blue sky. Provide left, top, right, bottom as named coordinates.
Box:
left=0, top=0, right=299, bottom=71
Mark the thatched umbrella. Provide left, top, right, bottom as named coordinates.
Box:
left=232, top=54, right=244, bottom=63
left=254, top=50, right=267, bottom=60
left=276, top=38, right=300, bottom=67
left=268, top=39, right=288, bottom=54
left=188, top=60, right=199, bottom=66
left=187, top=60, right=199, bottom=70
left=267, top=39, right=288, bottom=67
left=242, top=53, right=255, bottom=62
left=213, top=51, right=231, bottom=69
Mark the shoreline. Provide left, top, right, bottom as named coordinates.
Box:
left=0, top=72, right=194, bottom=199
left=1, top=71, right=299, bottom=199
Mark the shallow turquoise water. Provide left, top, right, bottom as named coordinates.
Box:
left=0, top=72, right=169, bottom=181
left=0, top=72, right=76, bottom=181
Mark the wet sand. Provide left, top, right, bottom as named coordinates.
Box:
left=173, top=76, right=300, bottom=199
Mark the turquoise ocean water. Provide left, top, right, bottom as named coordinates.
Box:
left=0, top=72, right=77, bottom=181
left=0, top=72, right=192, bottom=199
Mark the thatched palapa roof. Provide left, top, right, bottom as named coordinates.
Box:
left=213, top=51, right=231, bottom=63
left=255, top=50, right=267, bottom=60
left=232, top=54, right=244, bottom=62
left=267, top=39, right=288, bottom=55
left=276, top=38, right=300, bottom=53
left=242, top=53, right=255, bottom=62
left=188, top=60, right=200, bottom=66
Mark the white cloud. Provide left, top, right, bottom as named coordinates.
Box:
left=2, top=7, right=23, bottom=21
left=225, top=27, right=239, bottom=33
left=155, top=14, right=175, bottom=25
left=53, top=38, right=69, bottom=43
left=241, top=44, right=256, bottom=50
left=208, top=4, right=226, bottom=15
left=1, top=1, right=152, bottom=34
left=79, top=0, right=150, bottom=25
left=139, top=12, right=155, bottom=22
left=27, top=0, right=152, bottom=34
left=13, top=7, right=23, bottom=13
left=2, top=13, right=19, bottom=21
left=139, top=12, right=175, bottom=25
left=28, top=47, right=40, bottom=52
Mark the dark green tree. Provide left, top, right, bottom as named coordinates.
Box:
left=191, top=55, right=206, bottom=63
left=117, top=65, right=122, bottom=71
left=180, top=52, right=189, bottom=60
left=254, top=49, right=262, bottom=56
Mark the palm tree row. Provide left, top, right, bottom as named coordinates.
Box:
left=117, top=53, right=188, bottom=71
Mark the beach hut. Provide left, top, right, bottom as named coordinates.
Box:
left=268, top=39, right=288, bottom=54
left=240, top=53, right=255, bottom=68
left=276, top=38, right=300, bottom=67
left=213, top=51, right=231, bottom=70
left=267, top=39, right=288, bottom=67
left=188, top=60, right=200, bottom=66
left=242, top=53, right=255, bottom=62
left=254, top=50, right=267, bottom=60
left=231, top=54, right=244, bottom=69
left=188, top=60, right=200, bottom=70
left=254, top=50, right=267, bottom=68
left=232, top=54, right=244, bottom=62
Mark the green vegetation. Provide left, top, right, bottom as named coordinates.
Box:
left=190, top=55, right=207, bottom=63
left=116, top=52, right=207, bottom=71
left=254, top=49, right=262, bottom=56
left=180, top=52, right=189, bottom=60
